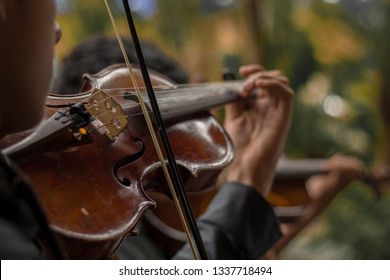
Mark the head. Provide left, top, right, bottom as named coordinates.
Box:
left=52, top=35, right=189, bottom=94
left=0, top=0, right=60, bottom=137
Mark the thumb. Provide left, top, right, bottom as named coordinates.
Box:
left=224, top=101, right=245, bottom=124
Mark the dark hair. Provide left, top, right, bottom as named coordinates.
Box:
left=52, top=35, right=189, bottom=94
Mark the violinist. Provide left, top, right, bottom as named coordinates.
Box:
left=52, top=36, right=189, bottom=94
left=56, top=36, right=372, bottom=260
left=0, top=0, right=61, bottom=259
left=54, top=36, right=293, bottom=259
left=0, top=0, right=292, bottom=259
left=270, top=154, right=365, bottom=258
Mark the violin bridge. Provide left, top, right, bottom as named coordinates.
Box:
left=86, top=89, right=128, bottom=141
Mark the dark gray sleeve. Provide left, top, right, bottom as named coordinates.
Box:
left=0, top=154, right=44, bottom=260
left=0, top=218, right=43, bottom=260
left=173, top=181, right=281, bottom=259
left=0, top=180, right=43, bottom=259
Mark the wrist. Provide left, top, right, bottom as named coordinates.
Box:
left=226, top=169, right=275, bottom=197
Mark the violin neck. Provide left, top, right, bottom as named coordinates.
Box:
left=155, top=81, right=243, bottom=120
left=275, top=158, right=327, bottom=179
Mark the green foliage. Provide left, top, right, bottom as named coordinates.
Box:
left=66, top=1, right=112, bottom=41
left=153, top=0, right=200, bottom=48
left=323, top=184, right=390, bottom=259
left=58, top=0, right=390, bottom=259
left=263, top=0, right=389, bottom=259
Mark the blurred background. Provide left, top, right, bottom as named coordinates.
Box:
left=53, top=0, right=390, bottom=259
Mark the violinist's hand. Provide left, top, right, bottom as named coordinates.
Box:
left=306, top=154, right=364, bottom=207
left=224, top=64, right=293, bottom=197
left=273, top=154, right=364, bottom=255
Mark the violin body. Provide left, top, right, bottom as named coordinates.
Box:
left=143, top=157, right=326, bottom=257
left=0, top=64, right=234, bottom=259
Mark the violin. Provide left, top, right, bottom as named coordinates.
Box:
left=3, top=63, right=389, bottom=259
left=0, top=64, right=253, bottom=259
left=141, top=157, right=327, bottom=256
left=143, top=156, right=390, bottom=257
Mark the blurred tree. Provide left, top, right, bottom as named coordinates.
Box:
left=274, top=0, right=390, bottom=259
left=67, top=1, right=112, bottom=41
left=378, top=3, right=390, bottom=163
left=54, top=0, right=390, bottom=259
left=323, top=0, right=390, bottom=259
left=323, top=182, right=390, bottom=259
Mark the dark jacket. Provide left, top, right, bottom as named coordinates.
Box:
left=173, top=182, right=281, bottom=259
left=0, top=153, right=63, bottom=260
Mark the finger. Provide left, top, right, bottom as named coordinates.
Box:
left=239, top=64, right=265, bottom=77
left=253, top=73, right=292, bottom=92
left=225, top=100, right=245, bottom=123
left=254, top=70, right=290, bottom=86
left=254, top=80, right=293, bottom=96
left=324, top=154, right=365, bottom=180
left=242, top=71, right=290, bottom=97
left=241, top=72, right=263, bottom=98
left=372, top=164, right=390, bottom=182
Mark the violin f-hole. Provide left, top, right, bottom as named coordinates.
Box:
left=124, top=91, right=139, bottom=103
left=113, top=138, right=145, bottom=186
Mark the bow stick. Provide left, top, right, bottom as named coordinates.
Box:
left=104, top=0, right=208, bottom=260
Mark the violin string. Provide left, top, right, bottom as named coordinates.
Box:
left=104, top=0, right=200, bottom=260
left=92, top=109, right=117, bottom=120
left=86, top=98, right=154, bottom=121
left=96, top=115, right=128, bottom=129
left=79, top=88, right=103, bottom=105
left=84, top=94, right=111, bottom=111
left=80, top=88, right=153, bottom=122
left=76, top=88, right=156, bottom=119
left=84, top=81, right=243, bottom=109
left=93, top=81, right=240, bottom=97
